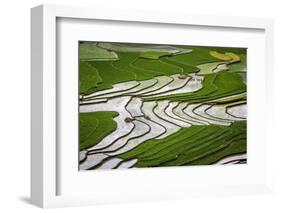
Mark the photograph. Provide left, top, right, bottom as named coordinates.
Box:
left=78, top=41, right=247, bottom=171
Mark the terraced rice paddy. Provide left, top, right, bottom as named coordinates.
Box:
left=79, top=41, right=247, bottom=170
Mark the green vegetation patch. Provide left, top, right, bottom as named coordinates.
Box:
left=86, top=60, right=136, bottom=94
left=160, top=57, right=200, bottom=73
left=83, top=51, right=186, bottom=94
left=79, top=61, right=102, bottom=95
left=80, top=111, right=119, bottom=150
left=80, top=45, right=246, bottom=96
left=139, top=51, right=172, bottom=59
left=165, top=46, right=223, bottom=66
left=144, top=72, right=246, bottom=103
left=84, top=51, right=194, bottom=94
left=79, top=42, right=119, bottom=61
left=112, top=52, right=163, bottom=80
left=133, top=58, right=183, bottom=75
left=119, top=121, right=246, bottom=167
left=228, top=54, right=247, bottom=72
left=228, top=53, right=247, bottom=84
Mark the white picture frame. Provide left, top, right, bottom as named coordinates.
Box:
left=31, top=4, right=274, bottom=208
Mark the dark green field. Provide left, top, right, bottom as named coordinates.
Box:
left=78, top=42, right=247, bottom=170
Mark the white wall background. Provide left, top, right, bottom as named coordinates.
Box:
left=0, top=0, right=280, bottom=212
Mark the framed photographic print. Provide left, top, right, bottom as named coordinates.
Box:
left=31, top=4, right=274, bottom=208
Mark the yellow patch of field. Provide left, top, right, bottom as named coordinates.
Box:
left=225, top=52, right=240, bottom=62
left=210, top=51, right=232, bottom=61
left=209, top=51, right=241, bottom=63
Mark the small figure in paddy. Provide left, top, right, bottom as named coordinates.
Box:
left=178, top=73, right=188, bottom=79
left=124, top=117, right=135, bottom=123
